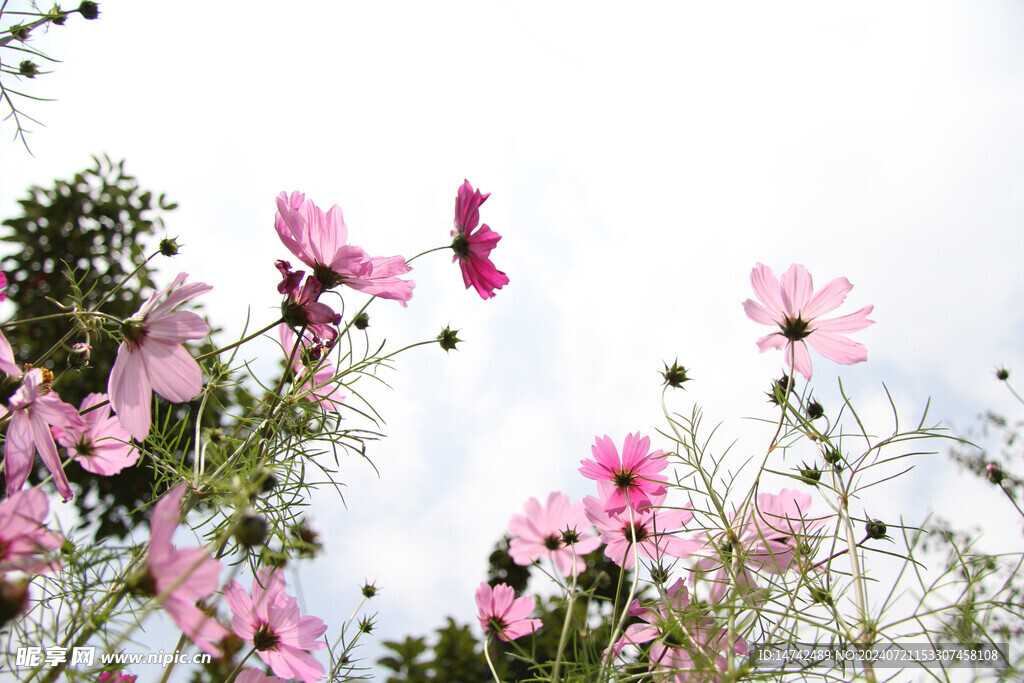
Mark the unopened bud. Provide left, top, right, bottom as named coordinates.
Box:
left=996, top=367, right=1010, bottom=381
left=77, top=1, right=99, bottom=19
left=987, top=463, right=1003, bottom=485
left=865, top=519, right=887, bottom=540
left=806, top=399, right=824, bottom=420
left=0, top=580, right=29, bottom=627
left=234, top=514, right=268, bottom=548
left=19, top=60, right=38, bottom=78
left=361, top=582, right=379, bottom=599
left=661, top=360, right=691, bottom=389
left=353, top=312, right=370, bottom=330
left=437, top=326, right=461, bottom=352
left=158, top=237, right=180, bottom=257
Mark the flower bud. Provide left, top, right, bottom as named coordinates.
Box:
left=353, top=312, right=370, bottom=330
left=361, top=582, right=379, bottom=599
left=49, top=5, right=68, bottom=25
left=865, top=519, right=887, bottom=540
left=9, top=24, right=30, bottom=41
left=19, top=60, right=38, bottom=78
left=806, top=399, right=824, bottom=420
left=0, top=579, right=29, bottom=628
left=987, top=463, right=1003, bottom=485
left=68, top=342, right=92, bottom=368
left=77, top=1, right=99, bottom=19
left=158, top=237, right=180, bottom=257
left=996, top=367, right=1010, bottom=381
left=234, top=513, right=268, bottom=548
left=661, top=360, right=691, bottom=389
left=437, top=326, right=461, bottom=352
left=799, top=463, right=821, bottom=485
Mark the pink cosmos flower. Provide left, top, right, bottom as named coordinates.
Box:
left=145, top=483, right=228, bottom=655
left=579, top=433, right=668, bottom=514
left=275, top=191, right=414, bottom=304
left=225, top=567, right=328, bottom=683
left=275, top=260, right=342, bottom=343
left=612, top=579, right=748, bottom=682
left=693, top=489, right=826, bottom=603
left=508, top=492, right=601, bottom=576
left=236, top=671, right=288, bottom=683
left=55, top=393, right=139, bottom=476
left=584, top=487, right=699, bottom=569
left=0, top=487, right=63, bottom=574
left=475, top=582, right=541, bottom=642
left=451, top=180, right=508, bottom=300
left=5, top=368, right=86, bottom=502
left=279, top=325, right=345, bottom=411
left=97, top=672, right=137, bottom=683
left=742, top=263, right=874, bottom=379
left=108, top=273, right=212, bottom=441
left=0, top=272, right=17, bottom=377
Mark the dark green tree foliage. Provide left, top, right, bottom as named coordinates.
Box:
left=379, top=537, right=636, bottom=682
left=0, top=156, right=231, bottom=539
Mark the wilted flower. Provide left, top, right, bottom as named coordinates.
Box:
left=742, top=263, right=873, bottom=379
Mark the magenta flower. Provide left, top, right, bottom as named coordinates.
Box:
left=225, top=567, right=328, bottom=683
left=693, top=489, right=826, bottom=603
left=236, top=671, right=288, bottom=683
left=475, top=582, right=541, bottom=642
left=5, top=368, right=86, bottom=502
left=97, top=673, right=137, bottom=683
left=508, top=492, right=601, bottom=576
left=579, top=433, right=668, bottom=514
left=742, top=263, right=874, bottom=379
left=612, top=579, right=747, bottom=682
left=451, top=180, right=508, bottom=300
left=145, top=483, right=228, bottom=655
left=584, top=487, right=699, bottom=569
left=56, top=393, right=139, bottom=476
left=275, top=191, right=414, bottom=304
left=108, top=273, right=212, bottom=441
left=279, top=325, right=345, bottom=411
left=275, top=260, right=342, bottom=343
left=0, top=487, right=63, bottom=574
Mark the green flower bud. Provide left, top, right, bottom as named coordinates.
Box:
left=77, top=1, right=100, bottom=19
left=19, top=60, right=38, bottom=78
left=865, top=519, right=887, bottom=540
left=661, top=359, right=691, bottom=388
left=437, top=326, right=461, bottom=352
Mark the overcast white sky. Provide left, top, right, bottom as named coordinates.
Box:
left=4, top=0, right=1024, bottom=678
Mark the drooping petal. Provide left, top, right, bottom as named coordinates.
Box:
left=4, top=414, right=35, bottom=497
left=29, top=410, right=73, bottom=502
left=108, top=343, right=154, bottom=441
